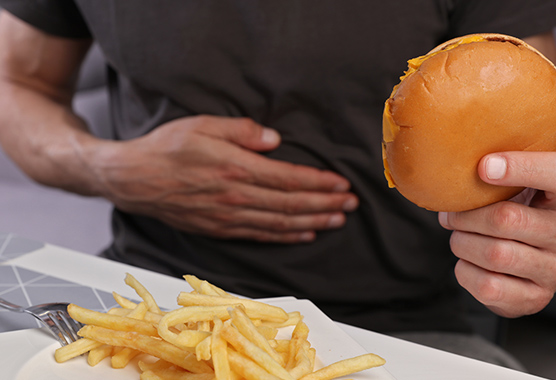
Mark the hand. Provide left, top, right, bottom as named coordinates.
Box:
left=91, top=115, right=358, bottom=243
left=439, top=152, right=556, bottom=318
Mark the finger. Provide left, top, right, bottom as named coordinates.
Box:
left=239, top=152, right=353, bottom=193
left=213, top=182, right=359, bottom=214
left=198, top=119, right=353, bottom=193
left=214, top=209, right=347, bottom=234
left=161, top=210, right=323, bottom=244
left=166, top=202, right=348, bottom=233
left=450, top=230, right=556, bottom=289
left=454, top=259, right=554, bottom=318
left=172, top=215, right=319, bottom=243
left=212, top=227, right=317, bottom=244
left=439, top=202, right=556, bottom=251
left=479, top=152, right=556, bottom=193
left=196, top=115, right=281, bottom=152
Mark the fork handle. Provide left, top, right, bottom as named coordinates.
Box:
left=0, top=297, right=24, bottom=312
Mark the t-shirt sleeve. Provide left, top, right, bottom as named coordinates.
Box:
left=0, top=0, right=91, bottom=38
left=448, top=0, right=556, bottom=39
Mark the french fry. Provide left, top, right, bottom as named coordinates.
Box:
left=68, top=304, right=159, bottom=336
left=112, top=347, right=142, bottom=369
left=227, top=348, right=282, bottom=380
left=196, top=335, right=212, bottom=361
left=138, top=358, right=174, bottom=372
left=298, top=353, right=386, bottom=380
left=221, top=322, right=294, bottom=380
left=286, top=321, right=310, bottom=370
left=256, top=325, right=278, bottom=340
left=288, top=341, right=314, bottom=380
left=198, top=320, right=212, bottom=332
left=54, top=337, right=103, bottom=363
left=157, top=305, right=231, bottom=348
left=110, top=301, right=152, bottom=369
left=177, top=293, right=288, bottom=323
left=127, top=301, right=149, bottom=320
left=184, top=274, right=231, bottom=297
left=212, top=318, right=232, bottom=380
left=177, top=330, right=211, bottom=347
left=307, top=348, right=316, bottom=370
left=113, top=291, right=138, bottom=309
left=125, top=273, right=163, bottom=314
left=272, top=339, right=291, bottom=353
left=142, top=368, right=216, bottom=380
left=140, top=370, right=163, bottom=380
left=78, top=325, right=209, bottom=373
left=87, top=344, right=114, bottom=366
left=262, top=311, right=303, bottom=329
left=108, top=307, right=163, bottom=324
left=228, top=306, right=285, bottom=367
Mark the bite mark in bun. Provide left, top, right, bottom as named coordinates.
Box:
left=382, top=33, right=556, bottom=212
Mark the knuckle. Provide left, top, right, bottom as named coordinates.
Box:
left=490, top=202, right=527, bottom=234
left=216, top=189, right=251, bottom=207
left=484, top=241, right=515, bottom=269
left=233, top=117, right=258, bottom=136
left=475, top=276, right=503, bottom=305
left=268, top=216, right=293, bottom=232
left=280, top=175, right=303, bottom=192
left=220, top=164, right=251, bottom=182
left=536, top=289, right=554, bottom=311
left=515, top=156, right=538, bottom=181
left=521, top=287, right=554, bottom=315
left=281, top=196, right=304, bottom=214
left=239, top=117, right=257, bottom=129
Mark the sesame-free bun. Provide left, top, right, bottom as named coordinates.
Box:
left=382, top=33, right=556, bottom=212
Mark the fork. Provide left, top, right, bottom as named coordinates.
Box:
left=0, top=297, right=83, bottom=346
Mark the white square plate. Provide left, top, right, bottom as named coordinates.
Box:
left=0, top=298, right=395, bottom=380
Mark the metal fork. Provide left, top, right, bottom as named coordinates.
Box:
left=0, top=297, right=83, bottom=346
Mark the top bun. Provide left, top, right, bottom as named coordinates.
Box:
left=382, top=33, right=556, bottom=212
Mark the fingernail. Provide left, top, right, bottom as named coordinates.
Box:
left=438, top=211, right=449, bottom=228
left=299, top=232, right=316, bottom=242
left=342, top=197, right=359, bottom=212
left=327, top=214, right=345, bottom=228
left=261, top=128, right=280, bottom=144
left=486, top=155, right=507, bottom=180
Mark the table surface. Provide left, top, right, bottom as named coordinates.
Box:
left=0, top=232, right=547, bottom=380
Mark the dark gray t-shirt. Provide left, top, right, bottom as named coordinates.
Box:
left=3, top=0, right=556, bottom=333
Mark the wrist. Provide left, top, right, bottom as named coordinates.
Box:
left=70, top=130, right=123, bottom=198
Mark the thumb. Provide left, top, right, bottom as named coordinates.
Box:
left=479, top=152, right=556, bottom=195
left=201, top=116, right=281, bottom=152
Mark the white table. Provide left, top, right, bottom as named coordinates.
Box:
left=0, top=237, right=547, bottom=380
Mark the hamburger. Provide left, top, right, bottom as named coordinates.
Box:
left=382, top=33, right=556, bottom=212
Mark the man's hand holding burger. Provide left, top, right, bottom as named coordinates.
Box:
left=383, top=31, right=556, bottom=317
left=439, top=151, right=556, bottom=318
left=438, top=32, right=556, bottom=318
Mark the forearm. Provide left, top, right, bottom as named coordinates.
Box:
left=0, top=77, right=110, bottom=196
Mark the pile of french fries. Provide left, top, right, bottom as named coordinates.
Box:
left=55, top=274, right=385, bottom=380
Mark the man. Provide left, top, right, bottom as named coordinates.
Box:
left=0, top=0, right=555, bottom=368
